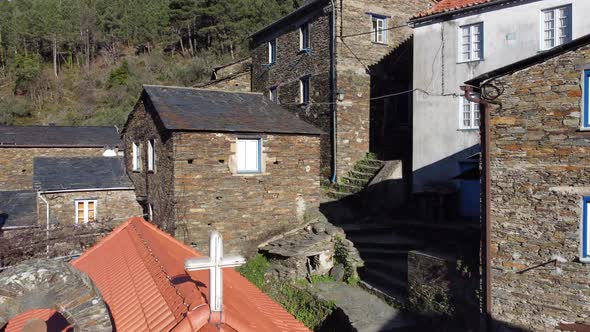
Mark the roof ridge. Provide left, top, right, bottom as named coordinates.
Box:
left=127, top=220, right=190, bottom=323
left=71, top=218, right=138, bottom=265
left=143, top=84, right=263, bottom=96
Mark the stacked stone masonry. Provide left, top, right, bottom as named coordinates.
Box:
left=251, top=0, right=432, bottom=177
left=488, top=44, right=590, bottom=330
left=172, top=131, right=321, bottom=254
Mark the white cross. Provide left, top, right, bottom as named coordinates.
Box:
left=184, top=231, right=246, bottom=312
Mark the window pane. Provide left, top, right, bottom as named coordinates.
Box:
left=88, top=201, right=95, bottom=222
left=237, top=140, right=247, bottom=170
left=473, top=103, right=481, bottom=127
left=245, top=140, right=259, bottom=171
left=586, top=200, right=590, bottom=257
left=77, top=202, right=85, bottom=223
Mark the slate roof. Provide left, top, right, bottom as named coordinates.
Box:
left=412, top=0, right=504, bottom=21
left=0, top=190, right=37, bottom=229
left=5, top=217, right=311, bottom=331
left=140, top=85, right=322, bottom=135
left=0, top=125, right=121, bottom=147
left=33, top=157, right=133, bottom=191
left=249, top=0, right=325, bottom=41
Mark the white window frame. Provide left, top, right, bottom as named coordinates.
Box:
left=132, top=142, right=141, bottom=171
left=236, top=138, right=262, bottom=174
left=75, top=199, right=98, bottom=224
left=268, top=39, right=277, bottom=64
left=300, top=24, right=310, bottom=51
left=269, top=86, right=278, bottom=103
left=540, top=5, right=572, bottom=51
left=458, top=22, right=483, bottom=62
left=147, top=139, right=156, bottom=172
left=148, top=203, right=153, bottom=221
left=371, top=15, right=387, bottom=44
left=459, top=97, right=481, bottom=130
left=299, top=77, right=310, bottom=105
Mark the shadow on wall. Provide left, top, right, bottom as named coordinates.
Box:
left=412, top=144, right=481, bottom=193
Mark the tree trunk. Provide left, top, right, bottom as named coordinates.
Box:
left=187, top=23, right=194, bottom=56
left=179, top=32, right=186, bottom=56
left=230, top=42, right=234, bottom=60
left=52, top=34, right=58, bottom=78
left=85, top=28, right=90, bottom=71
left=0, top=31, right=4, bottom=71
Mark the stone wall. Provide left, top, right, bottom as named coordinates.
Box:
left=38, top=190, right=141, bottom=226
left=251, top=0, right=431, bottom=177
left=487, top=44, right=590, bottom=330
left=0, top=147, right=106, bottom=191
left=334, top=0, right=431, bottom=176
left=198, top=71, right=251, bottom=92
left=172, top=131, right=321, bottom=255
left=251, top=9, right=333, bottom=176
left=123, top=98, right=176, bottom=232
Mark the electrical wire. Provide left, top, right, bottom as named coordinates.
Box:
left=339, top=23, right=409, bottom=39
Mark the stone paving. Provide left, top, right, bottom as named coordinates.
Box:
left=310, top=281, right=415, bottom=332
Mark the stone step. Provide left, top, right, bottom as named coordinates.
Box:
left=358, top=159, right=384, bottom=168
left=356, top=247, right=409, bottom=260
left=359, top=267, right=408, bottom=306
left=348, top=233, right=424, bottom=251
left=354, top=163, right=381, bottom=173
left=326, top=190, right=352, bottom=200
left=348, top=170, right=375, bottom=180
left=362, top=258, right=408, bottom=281
left=341, top=176, right=369, bottom=187
left=333, top=182, right=363, bottom=193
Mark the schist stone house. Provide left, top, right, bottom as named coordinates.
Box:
left=0, top=126, right=140, bottom=232
left=466, top=34, right=590, bottom=330
left=122, top=85, right=322, bottom=254
left=250, top=0, right=433, bottom=180
left=409, top=0, right=590, bottom=201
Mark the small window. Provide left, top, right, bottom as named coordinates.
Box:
left=148, top=203, right=153, bottom=221
left=371, top=15, right=387, bottom=44
left=147, top=139, right=155, bottom=172
left=132, top=142, right=141, bottom=171
left=541, top=5, right=571, bottom=50
left=269, top=87, right=278, bottom=103
left=268, top=39, right=277, bottom=64
left=459, top=23, right=483, bottom=62
left=236, top=138, right=261, bottom=173
left=582, top=197, right=590, bottom=261
left=75, top=200, right=97, bottom=224
left=460, top=97, right=480, bottom=130
left=583, top=70, right=590, bottom=129
left=299, top=77, right=310, bottom=105
left=300, top=24, right=310, bottom=51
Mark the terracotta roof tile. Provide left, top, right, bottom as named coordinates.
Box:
left=4, top=218, right=309, bottom=331
left=415, top=0, right=496, bottom=18
left=4, top=309, right=72, bottom=332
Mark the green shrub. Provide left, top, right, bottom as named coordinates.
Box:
left=108, top=60, right=131, bottom=87
left=10, top=54, right=41, bottom=94
left=237, top=254, right=270, bottom=290
left=238, top=254, right=336, bottom=330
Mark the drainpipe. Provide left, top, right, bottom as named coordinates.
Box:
left=461, top=85, right=491, bottom=331
left=38, top=192, right=50, bottom=256
left=330, top=0, right=338, bottom=183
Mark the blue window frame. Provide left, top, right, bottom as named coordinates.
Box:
left=582, top=196, right=590, bottom=260
left=584, top=70, right=590, bottom=128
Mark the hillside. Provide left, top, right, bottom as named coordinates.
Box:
left=0, top=0, right=302, bottom=127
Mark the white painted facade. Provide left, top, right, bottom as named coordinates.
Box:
left=411, top=0, right=590, bottom=191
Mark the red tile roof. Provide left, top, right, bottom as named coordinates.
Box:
left=4, top=309, right=71, bottom=332
left=415, top=0, right=496, bottom=18
left=4, top=218, right=310, bottom=332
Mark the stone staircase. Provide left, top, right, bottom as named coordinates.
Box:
left=339, top=224, right=425, bottom=307
left=327, top=154, right=384, bottom=199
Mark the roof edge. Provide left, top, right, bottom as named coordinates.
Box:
left=143, top=84, right=263, bottom=96
left=250, top=0, right=326, bottom=40
left=410, top=0, right=515, bottom=25
left=466, top=33, right=590, bottom=86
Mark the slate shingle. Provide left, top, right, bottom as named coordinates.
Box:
left=0, top=190, right=37, bottom=228
left=0, top=125, right=121, bottom=147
